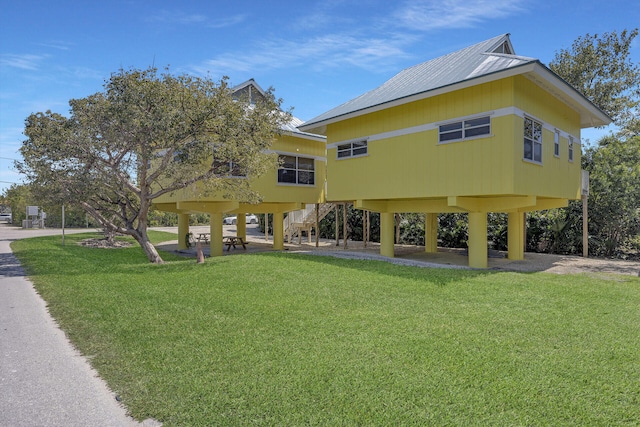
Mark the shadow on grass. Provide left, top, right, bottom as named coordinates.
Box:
left=250, top=251, right=496, bottom=286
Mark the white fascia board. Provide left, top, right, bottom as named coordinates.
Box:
left=282, top=130, right=327, bottom=142
left=526, top=63, right=612, bottom=128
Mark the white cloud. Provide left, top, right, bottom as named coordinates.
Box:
left=393, top=0, right=528, bottom=31
left=195, top=32, right=415, bottom=76
left=147, top=10, right=245, bottom=28
left=0, top=54, right=48, bottom=70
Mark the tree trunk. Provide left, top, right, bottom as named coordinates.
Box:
left=131, top=227, right=164, bottom=264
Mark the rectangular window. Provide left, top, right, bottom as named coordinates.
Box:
left=554, top=130, right=560, bottom=157
left=212, top=145, right=246, bottom=177
left=439, top=116, right=490, bottom=143
left=568, top=137, right=574, bottom=162
left=278, top=155, right=315, bottom=185
left=337, top=140, right=367, bottom=158
left=524, top=117, right=543, bottom=163
left=213, top=160, right=245, bottom=177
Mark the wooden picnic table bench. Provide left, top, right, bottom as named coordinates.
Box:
left=223, top=236, right=247, bottom=251
left=196, top=233, right=210, bottom=244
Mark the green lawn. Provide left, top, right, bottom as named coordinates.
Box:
left=11, top=232, right=640, bottom=426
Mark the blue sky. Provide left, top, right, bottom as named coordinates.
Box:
left=1, top=0, right=638, bottom=194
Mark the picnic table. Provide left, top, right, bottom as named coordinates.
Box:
left=196, top=233, right=210, bottom=244
left=223, top=236, right=247, bottom=251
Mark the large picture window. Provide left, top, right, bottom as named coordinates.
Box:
left=337, top=140, right=367, bottom=158
left=524, top=117, right=542, bottom=163
left=439, top=116, right=490, bottom=143
left=278, top=155, right=315, bottom=185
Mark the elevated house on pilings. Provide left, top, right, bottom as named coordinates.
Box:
left=298, top=34, right=611, bottom=268
left=153, top=79, right=328, bottom=256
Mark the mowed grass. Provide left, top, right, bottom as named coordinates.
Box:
left=11, top=232, right=640, bottom=426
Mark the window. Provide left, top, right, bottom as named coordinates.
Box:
left=212, top=145, right=246, bottom=177
left=554, top=130, right=560, bottom=157
left=439, top=116, right=490, bottom=143
left=213, top=160, right=245, bottom=177
left=278, top=155, right=315, bottom=185
left=568, top=137, right=574, bottom=162
left=337, top=140, right=367, bottom=158
left=524, top=117, right=542, bottom=163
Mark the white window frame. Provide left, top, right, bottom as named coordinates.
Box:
left=337, top=140, right=367, bottom=159
left=568, top=136, right=574, bottom=162
left=524, top=116, right=543, bottom=163
left=277, top=155, right=315, bottom=186
left=554, top=130, right=560, bottom=157
left=438, top=116, right=491, bottom=143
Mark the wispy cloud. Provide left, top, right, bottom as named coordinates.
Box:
left=147, top=10, right=245, bottom=28
left=147, top=10, right=208, bottom=24
left=0, top=54, right=49, bottom=70
left=207, top=14, right=246, bottom=29
left=392, top=0, right=528, bottom=31
left=193, top=0, right=527, bottom=77
left=195, top=31, right=416, bottom=76
left=37, top=40, right=73, bottom=51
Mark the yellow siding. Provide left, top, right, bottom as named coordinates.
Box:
left=326, top=76, right=583, bottom=203
left=511, top=77, right=582, bottom=199
left=327, top=79, right=516, bottom=201
left=154, top=132, right=326, bottom=210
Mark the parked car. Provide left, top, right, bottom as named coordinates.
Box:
left=223, top=214, right=258, bottom=225
left=0, top=213, right=12, bottom=224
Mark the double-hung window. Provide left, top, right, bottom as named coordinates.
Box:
left=554, top=130, right=560, bottom=157
left=568, top=137, right=574, bottom=162
left=337, top=140, right=367, bottom=158
left=439, top=116, right=490, bottom=143
left=278, top=155, right=315, bottom=185
left=524, top=117, right=543, bottom=163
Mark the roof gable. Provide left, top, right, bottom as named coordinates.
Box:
left=299, top=34, right=610, bottom=133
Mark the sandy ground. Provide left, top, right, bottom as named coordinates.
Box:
left=154, top=225, right=640, bottom=277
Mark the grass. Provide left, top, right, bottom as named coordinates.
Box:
left=11, top=232, right=640, bottom=426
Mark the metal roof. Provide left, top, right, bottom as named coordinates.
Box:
left=299, top=34, right=610, bottom=134
left=280, top=114, right=326, bottom=141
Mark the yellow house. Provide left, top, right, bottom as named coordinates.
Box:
left=154, top=79, right=326, bottom=256
left=299, top=34, right=610, bottom=268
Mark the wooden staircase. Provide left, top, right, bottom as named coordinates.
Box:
left=284, top=203, right=335, bottom=243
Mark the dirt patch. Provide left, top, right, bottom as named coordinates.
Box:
left=78, top=238, right=132, bottom=249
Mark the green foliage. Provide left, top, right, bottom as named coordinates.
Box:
left=549, top=28, right=640, bottom=129
left=2, top=183, right=30, bottom=225
left=583, top=135, right=640, bottom=256
left=11, top=235, right=640, bottom=426
left=17, top=66, right=288, bottom=262
left=147, top=210, right=178, bottom=227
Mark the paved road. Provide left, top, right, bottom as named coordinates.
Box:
left=0, top=225, right=147, bottom=427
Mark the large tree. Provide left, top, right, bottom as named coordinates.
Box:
left=18, top=67, right=288, bottom=263
left=549, top=28, right=640, bottom=132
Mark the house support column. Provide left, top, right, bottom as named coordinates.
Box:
left=425, top=213, right=438, bottom=253
left=209, top=213, right=223, bottom=257
left=507, top=212, right=525, bottom=260
left=468, top=212, right=488, bottom=268
left=273, top=212, right=284, bottom=250
left=236, top=213, right=246, bottom=240
left=177, top=213, right=190, bottom=250
left=380, top=212, right=395, bottom=258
